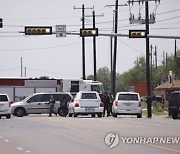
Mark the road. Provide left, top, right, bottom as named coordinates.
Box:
left=0, top=115, right=180, bottom=154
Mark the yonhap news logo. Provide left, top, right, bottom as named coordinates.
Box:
left=104, top=132, right=180, bottom=148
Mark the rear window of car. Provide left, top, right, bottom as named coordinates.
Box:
left=118, top=94, right=138, bottom=101
left=0, top=95, right=8, bottom=102
left=81, top=93, right=97, bottom=99
left=170, top=92, right=180, bottom=99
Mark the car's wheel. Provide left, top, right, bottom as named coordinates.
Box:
left=0, top=116, right=1, bottom=119
left=6, top=114, right=11, bottom=119
left=91, top=114, right=96, bottom=118
left=137, top=113, right=142, bottom=118
left=97, top=113, right=102, bottom=118
left=172, top=112, right=178, bottom=119
left=112, top=113, right=117, bottom=117
left=14, top=108, right=26, bottom=117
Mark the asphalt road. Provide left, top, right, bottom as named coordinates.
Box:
left=0, top=115, right=180, bottom=154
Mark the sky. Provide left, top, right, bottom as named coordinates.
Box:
left=0, top=0, right=180, bottom=79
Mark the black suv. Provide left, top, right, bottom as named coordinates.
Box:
left=168, top=91, right=180, bottom=119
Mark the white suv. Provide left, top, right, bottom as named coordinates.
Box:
left=112, top=92, right=142, bottom=118
left=0, top=94, right=11, bottom=119
left=68, top=91, right=104, bottom=117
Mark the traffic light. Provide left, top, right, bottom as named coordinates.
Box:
left=0, top=18, right=3, bottom=28
left=80, top=28, right=98, bottom=37
left=25, top=26, right=52, bottom=35
left=129, top=30, right=146, bottom=38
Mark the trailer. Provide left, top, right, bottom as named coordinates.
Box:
left=0, top=78, right=104, bottom=101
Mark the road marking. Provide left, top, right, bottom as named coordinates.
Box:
left=17, top=147, right=24, bottom=151
left=26, top=151, right=31, bottom=153
left=0, top=136, right=3, bottom=139
left=4, top=139, right=9, bottom=142
left=146, top=143, right=180, bottom=153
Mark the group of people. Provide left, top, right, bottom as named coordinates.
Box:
left=48, top=95, right=68, bottom=117
left=101, top=92, right=114, bottom=117
left=48, top=92, right=114, bottom=117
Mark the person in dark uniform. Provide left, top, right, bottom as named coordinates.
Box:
left=48, top=95, right=57, bottom=117
left=59, top=95, right=69, bottom=117
left=102, top=92, right=110, bottom=117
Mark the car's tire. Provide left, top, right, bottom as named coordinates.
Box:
left=91, top=114, right=96, bottom=118
left=0, top=116, right=1, bottom=119
left=6, top=114, right=11, bottom=119
left=97, top=113, right=102, bottom=118
left=69, top=113, right=73, bottom=117
left=137, top=113, right=142, bottom=118
left=112, top=113, right=117, bottom=117
left=14, top=108, right=26, bottom=117
left=172, top=112, right=178, bottom=119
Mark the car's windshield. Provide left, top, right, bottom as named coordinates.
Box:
left=170, top=93, right=180, bottom=99
left=118, top=94, right=138, bottom=101
left=81, top=93, right=97, bottom=99
left=0, top=95, right=8, bottom=102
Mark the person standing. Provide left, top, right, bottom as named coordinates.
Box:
left=48, top=95, right=57, bottom=117
left=102, top=92, right=110, bottom=117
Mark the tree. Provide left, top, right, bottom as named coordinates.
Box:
left=97, top=67, right=111, bottom=92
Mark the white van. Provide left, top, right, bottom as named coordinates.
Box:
left=11, top=92, right=73, bottom=117
left=112, top=92, right=142, bottom=118
left=0, top=94, right=11, bottom=119
left=68, top=91, right=104, bottom=117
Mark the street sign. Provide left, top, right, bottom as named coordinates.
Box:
left=56, top=25, right=66, bottom=37
left=129, top=86, right=135, bottom=92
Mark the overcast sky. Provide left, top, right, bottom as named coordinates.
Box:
left=0, top=0, right=179, bottom=79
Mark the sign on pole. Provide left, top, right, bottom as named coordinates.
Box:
left=56, top=25, right=66, bottom=37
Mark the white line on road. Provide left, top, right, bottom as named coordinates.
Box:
left=17, top=147, right=24, bottom=151
left=4, top=139, right=9, bottom=142
left=26, top=151, right=31, bottom=153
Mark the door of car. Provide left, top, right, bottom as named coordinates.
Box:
left=0, top=95, right=10, bottom=112
left=118, top=94, right=139, bottom=110
left=41, top=94, right=51, bottom=114
left=26, top=94, right=44, bottom=114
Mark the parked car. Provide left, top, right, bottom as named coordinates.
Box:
left=168, top=91, right=180, bottom=119
left=112, top=92, right=142, bottom=118
left=11, top=92, right=73, bottom=117
left=0, top=94, right=11, bottom=119
left=68, top=91, right=104, bottom=117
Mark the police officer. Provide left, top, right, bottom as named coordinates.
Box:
left=48, top=95, right=57, bottom=117
left=102, top=92, right=110, bottom=117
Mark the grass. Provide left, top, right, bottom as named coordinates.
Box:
left=142, top=102, right=169, bottom=117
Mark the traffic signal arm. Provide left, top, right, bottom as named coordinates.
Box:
left=80, top=28, right=98, bottom=37
left=25, top=26, right=52, bottom=35
left=129, top=30, right=146, bottom=38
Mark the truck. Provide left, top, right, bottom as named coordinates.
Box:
left=0, top=78, right=104, bottom=102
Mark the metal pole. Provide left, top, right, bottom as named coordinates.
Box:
left=145, top=1, right=152, bottom=118
left=93, top=10, right=97, bottom=81
left=112, top=0, right=119, bottom=99
left=82, top=4, right=86, bottom=80
left=21, top=57, right=23, bottom=77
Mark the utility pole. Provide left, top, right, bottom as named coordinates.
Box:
left=105, top=0, right=127, bottom=98
left=145, top=0, right=152, bottom=118
left=25, top=67, right=26, bottom=77
left=21, top=57, right=23, bottom=77
left=92, top=10, right=97, bottom=81
left=150, top=45, right=153, bottom=82
left=112, top=0, right=119, bottom=99
left=74, top=5, right=93, bottom=80
left=85, top=9, right=103, bottom=81
left=175, top=39, right=177, bottom=58
left=155, top=45, right=157, bottom=69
